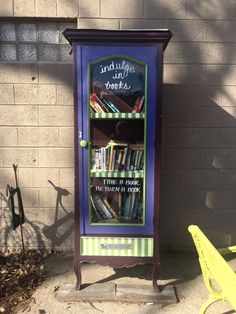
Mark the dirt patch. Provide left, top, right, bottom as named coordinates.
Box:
left=0, top=250, right=53, bottom=314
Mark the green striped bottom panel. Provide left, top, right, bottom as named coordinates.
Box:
left=80, top=237, right=154, bottom=257
left=90, top=113, right=145, bottom=119
left=90, top=170, right=143, bottom=178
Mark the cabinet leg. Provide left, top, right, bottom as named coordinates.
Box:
left=74, top=260, right=82, bottom=290
left=152, top=263, right=161, bottom=293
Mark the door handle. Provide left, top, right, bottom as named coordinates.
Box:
left=80, top=140, right=88, bottom=148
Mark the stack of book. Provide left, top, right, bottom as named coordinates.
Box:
left=91, top=141, right=144, bottom=172
left=90, top=192, right=142, bottom=223
left=89, top=92, right=145, bottom=114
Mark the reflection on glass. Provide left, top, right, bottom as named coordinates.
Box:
left=38, top=24, right=59, bottom=43
left=18, top=24, right=37, bottom=42
left=19, top=44, right=37, bottom=61
left=88, top=56, right=146, bottom=226
left=89, top=57, right=146, bottom=114
left=38, top=44, right=58, bottom=61
left=59, top=45, right=72, bottom=62
left=0, top=24, right=16, bottom=41
left=0, top=44, right=16, bottom=61
left=90, top=178, right=143, bottom=224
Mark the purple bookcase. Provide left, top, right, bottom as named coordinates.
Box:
left=63, top=29, right=172, bottom=293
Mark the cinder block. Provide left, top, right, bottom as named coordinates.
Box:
left=18, top=127, right=59, bottom=146
left=79, top=0, right=100, bottom=17
left=0, top=64, right=38, bottom=83
left=223, top=43, right=236, bottom=64
left=162, top=127, right=217, bottom=149
left=162, top=85, right=222, bottom=107
left=20, top=188, right=38, bottom=208
left=0, top=148, right=38, bottom=167
left=14, top=84, right=56, bottom=105
left=160, top=188, right=207, bottom=209
left=163, top=105, right=236, bottom=128
left=161, top=148, right=236, bottom=169
left=57, top=85, right=73, bottom=106
left=160, top=208, right=218, bottom=229
left=35, top=0, right=56, bottom=17
left=206, top=21, right=236, bottom=42
left=57, top=0, right=78, bottom=17
left=165, top=20, right=207, bottom=42
left=229, top=0, right=236, bottom=20
left=0, top=105, right=38, bottom=126
left=14, top=0, right=34, bottom=16
left=39, top=187, right=73, bottom=208
left=0, top=128, right=17, bottom=146
left=120, top=19, right=166, bottom=30
left=144, top=0, right=186, bottom=19
left=162, top=127, right=236, bottom=149
left=222, top=86, right=236, bottom=106
left=39, top=148, right=74, bottom=167
left=164, top=65, right=207, bottom=85
left=101, top=0, right=143, bottom=18
left=0, top=84, right=14, bottom=104
left=204, top=189, right=236, bottom=210
left=164, top=42, right=224, bottom=64
left=39, top=64, right=73, bottom=85
left=19, top=168, right=60, bottom=188
left=39, top=106, right=73, bottom=126
left=59, top=168, right=74, bottom=187
left=59, top=128, right=74, bottom=147
left=206, top=65, right=236, bottom=85
left=78, top=18, right=119, bottom=29
left=0, top=0, right=13, bottom=16
left=186, top=0, right=228, bottom=19
left=0, top=168, right=16, bottom=188
left=161, top=169, right=236, bottom=189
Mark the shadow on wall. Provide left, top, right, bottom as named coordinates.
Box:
left=0, top=180, right=73, bottom=251
left=77, top=0, right=236, bottom=249
left=42, top=180, right=74, bottom=248
left=1, top=0, right=235, bottom=252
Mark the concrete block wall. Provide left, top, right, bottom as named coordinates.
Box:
left=0, top=0, right=77, bottom=251
left=78, top=0, right=236, bottom=251
left=0, top=0, right=235, bottom=251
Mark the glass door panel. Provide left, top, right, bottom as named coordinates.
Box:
left=88, top=56, right=146, bottom=226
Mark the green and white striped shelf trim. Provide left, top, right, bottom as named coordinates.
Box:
left=90, top=112, right=145, bottom=119
left=90, top=170, right=144, bottom=178
left=80, top=237, right=154, bottom=257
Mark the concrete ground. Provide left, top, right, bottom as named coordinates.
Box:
left=18, top=253, right=236, bottom=314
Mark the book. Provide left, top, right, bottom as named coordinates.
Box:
left=93, top=194, right=113, bottom=220
left=103, top=197, right=119, bottom=219
left=132, top=96, right=145, bottom=113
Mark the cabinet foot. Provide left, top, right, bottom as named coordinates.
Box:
left=74, top=260, right=82, bottom=290
left=152, top=263, right=161, bottom=293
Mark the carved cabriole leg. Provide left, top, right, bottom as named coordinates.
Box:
left=73, top=259, right=82, bottom=290
left=152, top=263, right=161, bottom=293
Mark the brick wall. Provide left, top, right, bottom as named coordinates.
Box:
left=0, top=0, right=235, bottom=251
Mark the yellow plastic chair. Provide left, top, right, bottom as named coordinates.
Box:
left=188, top=225, right=236, bottom=314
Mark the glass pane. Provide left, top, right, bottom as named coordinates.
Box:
left=0, top=44, right=16, bottom=61
left=38, top=24, right=59, bottom=43
left=89, top=118, right=145, bottom=225
left=90, top=57, right=146, bottom=113
left=59, top=45, right=72, bottom=62
left=0, top=24, right=16, bottom=41
left=38, top=44, right=58, bottom=61
left=19, top=44, right=37, bottom=61
left=18, top=24, right=37, bottom=42
left=88, top=56, right=146, bottom=226
left=59, top=23, right=76, bottom=43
